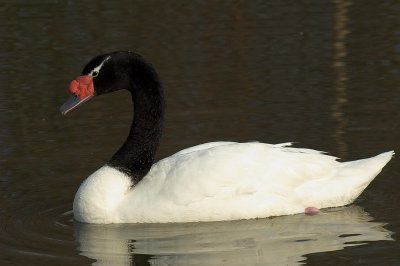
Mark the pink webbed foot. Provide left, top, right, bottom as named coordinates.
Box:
left=304, top=207, right=320, bottom=215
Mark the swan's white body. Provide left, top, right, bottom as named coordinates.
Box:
left=73, top=142, right=393, bottom=224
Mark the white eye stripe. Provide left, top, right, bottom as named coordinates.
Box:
left=89, top=56, right=111, bottom=77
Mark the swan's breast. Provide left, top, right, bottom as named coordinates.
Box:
left=73, top=166, right=132, bottom=223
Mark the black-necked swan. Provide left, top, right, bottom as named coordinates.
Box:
left=61, top=51, right=394, bottom=224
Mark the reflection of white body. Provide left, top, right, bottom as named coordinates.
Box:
left=75, top=206, right=393, bottom=266
left=74, top=142, right=393, bottom=223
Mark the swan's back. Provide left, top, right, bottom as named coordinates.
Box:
left=115, top=143, right=393, bottom=223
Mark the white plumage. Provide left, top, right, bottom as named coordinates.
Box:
left=73, top=142, right=393, bottom=224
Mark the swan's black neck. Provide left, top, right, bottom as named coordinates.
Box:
left=104, top=53, right=164, bottom=183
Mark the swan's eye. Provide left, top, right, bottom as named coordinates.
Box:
left=89, top=56, right=111, bottom=78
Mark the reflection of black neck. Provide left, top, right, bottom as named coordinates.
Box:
left=108, top=60, right=164, bottom=183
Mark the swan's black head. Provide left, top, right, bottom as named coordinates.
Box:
left=60, top=51, right=159, bottom=115
left=61, top=51, right=164, bottom=180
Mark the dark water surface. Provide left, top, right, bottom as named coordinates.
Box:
left=0, top=1, right=399, bottom=265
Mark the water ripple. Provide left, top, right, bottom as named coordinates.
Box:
left=0, top=204, right=88, bottom=265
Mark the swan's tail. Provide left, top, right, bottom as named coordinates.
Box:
left=303, top=151, right=394, bottom=209
left=342, top=151, right=394, bottom=171
left=336, top=151, right=394, bottom=205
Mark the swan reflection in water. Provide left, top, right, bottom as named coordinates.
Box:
left=74, top=206, right=392, bottom=266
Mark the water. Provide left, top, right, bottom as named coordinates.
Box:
left=0, top=1, right=399, bottom=265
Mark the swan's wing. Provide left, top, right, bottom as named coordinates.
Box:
left=147, top=142, right=339, bottom=205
